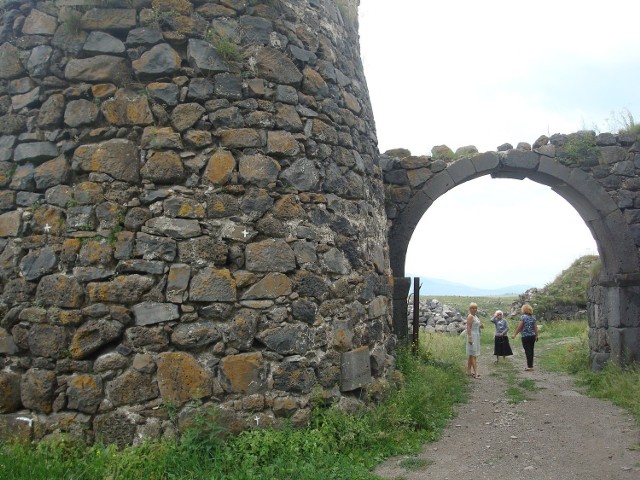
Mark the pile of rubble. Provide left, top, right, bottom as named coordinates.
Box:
left=407, top=298, right=467, bottom=335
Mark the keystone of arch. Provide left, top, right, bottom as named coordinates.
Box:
left=502, top=149, right=539, bottom=170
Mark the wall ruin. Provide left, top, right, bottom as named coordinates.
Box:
left=0, top=0, right=395, bottom=445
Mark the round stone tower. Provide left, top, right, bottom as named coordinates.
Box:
left=0, top=0, right=393, bottom=445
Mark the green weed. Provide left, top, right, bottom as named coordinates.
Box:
left=529, top=255, right=599, bottom=319
left=204, top=29, right=242, bottom=62
left=557, top=131, right=601, bottom=166
left=505, top=386, right=526, bottom=404
left=538, top=323, right=640, bottom=423
left=398, top=457, right=434, bottom=471
left=607, top=109, right=640, bottom=136
left=62, top=9, right=83, bottom=35
left=518, top=379, right=539, bottom=391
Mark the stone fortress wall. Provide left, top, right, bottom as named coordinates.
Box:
left=0, top=0, right=395, bottom=445
left=2, top=0, right=640, bottom=447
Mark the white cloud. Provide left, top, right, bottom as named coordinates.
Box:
left=358, top=0, right=634, bottom=289
left=405, top=177, right=598, bottom=289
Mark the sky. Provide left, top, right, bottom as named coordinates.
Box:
left=358, top=0, right=639, bottom=290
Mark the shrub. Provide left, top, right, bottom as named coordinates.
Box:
left=557, top=131, right=601, bottom=166
left=529, top=255, right=599, bottom=319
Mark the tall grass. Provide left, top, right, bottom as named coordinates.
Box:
left=538, top=319, right=640, bottom=423
left=0, top=335, right=469, bottom=480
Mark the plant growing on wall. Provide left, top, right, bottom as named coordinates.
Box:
left=557, top=131, right=601, bottom=166
left=612, top=109, right=640, bottom=135
left=62, top=9, right=83, bottom=34
left=207, top=31, right=242, bottom=63
left=335, top=0, right=357, bottom=29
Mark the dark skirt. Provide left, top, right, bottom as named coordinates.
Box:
left=494, top=335, right=513, bottom=356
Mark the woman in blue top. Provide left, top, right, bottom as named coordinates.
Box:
left=491, top=310, right=513, bottom=362
left=512, top=303, right=539, bottom=371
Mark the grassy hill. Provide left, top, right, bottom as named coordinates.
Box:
left=525, top=255, right=600, bottom=318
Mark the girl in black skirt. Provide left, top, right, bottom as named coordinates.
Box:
left=491, top=310, right=513, bottom=362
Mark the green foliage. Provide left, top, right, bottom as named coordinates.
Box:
left=576, top=363, right=640, bottom=422
left=606, top=109, right=640, bottom=136
left=518, top=379, right=539, bottom=392
left=204, top=30, right=242, bottom=62
left=178, top=404, right=226, bottom=460
left=529, top=255, right=600, bottom=319
left=62, top=9, right=83, bottom=35
left=107, top=225, right=123, bottom=245
left=430, top=147, right=455, bottom=161
left=491, top=359, right=538, bottom=404
left=505, top=385, right=527, bottom=404
left=398, top=457, right=434, bottom=471
left=538, top=321, right=640, bottom=423
left=557, top=131, right=601, bottom=165
left=150, top=7, right=180, bottom=29
left=247, top=0, right=278, bottom=5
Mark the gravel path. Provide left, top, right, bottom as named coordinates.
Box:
left=374, top=348, right=640, bottom=480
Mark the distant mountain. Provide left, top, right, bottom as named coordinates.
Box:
left=407, top=276, right=532, bottom=296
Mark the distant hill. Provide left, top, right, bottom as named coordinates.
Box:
left=408, top=276, right=532, bottom=296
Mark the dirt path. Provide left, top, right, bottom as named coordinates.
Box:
left=374, top=347, right=640, bottom=480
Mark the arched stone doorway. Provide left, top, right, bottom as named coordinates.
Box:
left=385, top=140, right=640, bottom=368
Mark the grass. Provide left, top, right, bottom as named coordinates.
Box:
left=398, top=457, right=434, bottom=470
left=62, top=9, right=83, bottom=35
left=0, top=335, right=469, bottom=480
left=557, top=131, right=602, bottom=166
left=538, top=319, right=640, bottom=423
left=529, top=256, right=600, bottom=319
left=608, top=109, right=640, bottom=136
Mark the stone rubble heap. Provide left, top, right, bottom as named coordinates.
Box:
left=407, top=298, right=466, bottom=335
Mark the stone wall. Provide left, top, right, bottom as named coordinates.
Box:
left=0, top=0, right=395, bottom=445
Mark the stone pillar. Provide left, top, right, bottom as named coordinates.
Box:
left=0, top=0, right=392, bottom=444
left=588, top=276, right=640, bottom=370
left=392, top=277, right=411, bottom=344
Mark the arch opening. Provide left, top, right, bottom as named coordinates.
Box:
left=387, top=150, right=640, bottom=367
left=404, top=176, right=598, bottom=295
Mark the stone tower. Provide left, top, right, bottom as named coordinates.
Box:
left=0, top=0, right=394, bottom=445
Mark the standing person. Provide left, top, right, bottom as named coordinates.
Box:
left=512, top=303, right=538, bottom=371
left=491, top=310, right=513, bottom=362
left=466, top=303, right=484, bottom=378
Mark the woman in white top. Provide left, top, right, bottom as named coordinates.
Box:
left=466, top=303, right=484, bottom=378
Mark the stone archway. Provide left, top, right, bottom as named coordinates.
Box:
left=385, top=139, right=640, bottom=368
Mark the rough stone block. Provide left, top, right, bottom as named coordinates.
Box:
left=0, top=414, right=32, bottom=443
left=340, top=346, right=371, bottom=392
left=608, top=327, right=640, bottom=363
left=446, top=157, right=476, bottom=184
left=502, top=149, right=539, bottom=170
left=423, top=170, right=454, bottom=201
left=219, top=352, right=266, bottom=395
left=132, top=301, right=180, bottom=326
